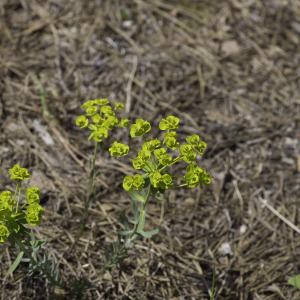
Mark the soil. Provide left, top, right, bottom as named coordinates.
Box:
left=1, top=0, right=300, bottom=299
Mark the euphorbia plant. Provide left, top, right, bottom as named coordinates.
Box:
left=0, top=164, right=60, bottom=285
left=109, top=115, right=211, bottom=247
left=75, top=99, right=129, bottom=223
left=76, top=99, right=212, bottom=267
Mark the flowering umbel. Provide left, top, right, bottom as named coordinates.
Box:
left=0, top=165, right=44, bottom=244
left=110, top=114, right=212, bottom=193
left=75, top=98, right=129, bottom=143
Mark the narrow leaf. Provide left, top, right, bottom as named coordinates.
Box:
left=138, top=228, right=159, bottom=239
left=137, top=210, right=146, bottom=233
left=8, top=251, right=24, bottom=274
left=129, top=191, right=146, bottom=203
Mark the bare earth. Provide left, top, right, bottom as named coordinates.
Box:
left=1, top=0, right=300, bottom=299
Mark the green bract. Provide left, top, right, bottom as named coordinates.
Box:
left=109, top=142, right=130, bottom=157
left=142, top=139, right=161, bottom=151
left=101, top=105, right=114, bottom=116
left=123, top=175, right=134, bottom=191
left=130, top=119, right=151, bottom=138
left=9, top=164, right=30, bottom=181
left=81, top=98, right=109, bottom=109
left=88, top=127, right=109, bottom=142
left=122, top=174, right=145, bottom=191
left=26, top=204, right=44, bottom=226
left=163, top=131, right=179, bottom=150
left=85, top=105, right=98, bottom=116
left=179, top=144, right=197, bottom=163
left=0, top=224, right=10, bottom=243
left=159, top=115, right=180, bottom=130
left=26, top=187, right=40, bottom=204
left=132, top=174, right=145, bottom=190
left=186, top=134, right=207, bottom=156
left=118, top=118, right=129, bottom=128
left=114, top=102, right=124, bottom=110
left=75, top=115, right=89, bottom=128
left=0, top=191, right=15, bottom=211
left=185, top=163, right=212, bottom=187
left=149, top=171, right=173, bottom=191
left=132, top=157, right=145, bottom=170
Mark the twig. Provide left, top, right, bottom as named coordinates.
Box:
left=259, top=198, right=300, bottom=235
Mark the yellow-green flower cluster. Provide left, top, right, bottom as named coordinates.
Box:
left=184, top=163, right=212, bottom=188
left=0, top=191, right=16, bottom=211
left=159, top=115, right=180, bottom=130
left=123, top=174, right=145, bottom=191
left=130, top=119, right=151, bottom=138
left=9, top=164, right=30, bottom=181
left=109, top=142, right=129, bottom=157
left=118, top=114, right=212, bottom=193
left=186, top=134, right=207, bottom=156
left=0, top=224, right=9, bottom=243
left=75, top=98, right=128, bottom=143
left=25, top=187, right=44, bottom=226
left=25, top=203, right=44, bottom=226
left=163, top=131, right=179, bottom=150
left=149, top=171, right=172, bottom=191
left=0, top=165, right=44, bottom=244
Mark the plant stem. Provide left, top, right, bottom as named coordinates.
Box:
left=15, top=182, right=21, bottom=212
left=125, top=185, right=151, bottom=247
left=159, top=155, right=182, bottom=172
left=81, top=141, right=99, bottom=227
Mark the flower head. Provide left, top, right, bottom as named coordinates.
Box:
left=114, top=102, right=124, bottom=110
left=25, top=203, right=44, bottom=226
left=26, top=187, right=40, bottom=205
left=179, top=144, right=197, bottom=163
left=149, top=171, right=172, bottom=191
left=163, top=131, right=179, bottom=150
left=88, top=127, right=109, bottom=142
left=142, top=139, right=161, bottom=151
left=130, top=119, right=151, bottom=138
left=75, top=115, right=89, bottom=128
left=0, top=191, right=15, bottom=211
left=159, top=115, right=180, bottom=131
left=0, top=224, right=10, bottom=243
left=109, top=142, right=129, bottom=157
left=8, top=164, right=30, bottom=181
left=122, top=174, right=145, bottom=191
left=118, top=118, right=129, bottom=128
left=186, top=134, right=207, bottom=155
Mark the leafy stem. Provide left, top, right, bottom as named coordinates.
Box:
left=14, top=182, right=21, bottom=213
left=81, top=141, right=99, bottom=227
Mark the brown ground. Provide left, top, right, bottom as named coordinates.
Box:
left=1, top=0, right=300, bottom=299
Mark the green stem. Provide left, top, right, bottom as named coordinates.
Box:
left=125, top=185, right=151, bottom=247
left=81, top=141, right=99, bottom=227
left=14, top=182, right=21, bottom=213
left=159, top=155, right=182, bottom=172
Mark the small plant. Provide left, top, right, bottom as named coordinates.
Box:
left=0, top=164, right=60, bottom=286
left=76, top=99, right=212, bottom=268
left=107, top=115, right=212, bottom=267
left=75, top=99, right=129, bottom=224
left=288, top=274, right=300, bottom=290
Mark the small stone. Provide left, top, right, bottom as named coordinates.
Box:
left=222, top=40, right=241, bottom=56
left=218, top=242, right=232, bottom=256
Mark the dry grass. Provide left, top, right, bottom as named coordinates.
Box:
left=1, top=0, right=300, bottom=299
